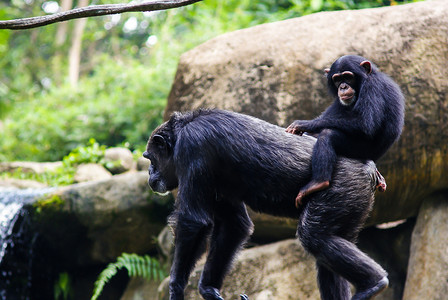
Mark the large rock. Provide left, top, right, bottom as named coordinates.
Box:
left=158, top=239, right=320, bottom=300
left=137, top=156, right=151, bottom=171
left=104, top=147, right=135, bottom=174
left=165, top=0, right=448, bottom=225
left=402, top=193, right=448, bottom=300
left=73, top=163, right=112, bottom=183
left=151, top=222, right=414, bottom=300
left=121, top=277, right=160, bottom=300
left=30, top=171, right=174, bottom=264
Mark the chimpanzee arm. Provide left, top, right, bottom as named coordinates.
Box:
left=168, top=165, right=215, bottom=300
left=169, top=211, right=211, bottom=299
left=287, top=105, right=380, bottom=137
left=301, top=117, right=369, bottom=135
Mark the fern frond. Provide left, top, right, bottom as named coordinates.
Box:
left=91, top=253, right=166, bottom=300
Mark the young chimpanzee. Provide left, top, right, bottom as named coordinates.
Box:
left=143, top=109, right=389, bottom=300
left=286, top=55, right=405, bottom=207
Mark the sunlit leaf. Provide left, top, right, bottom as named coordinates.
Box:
left=311, top=0, right=324, bottom=11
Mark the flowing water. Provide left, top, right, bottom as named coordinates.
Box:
left=0, top=187, right=54, bottom=300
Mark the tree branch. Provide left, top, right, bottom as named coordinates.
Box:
left=0, top=0, right=203, bottom=30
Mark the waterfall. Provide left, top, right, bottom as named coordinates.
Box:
left=0, top=187, right=54, bottom=299
left=0, top=200, right=23, bottom=263
left=0, top=188, right=53, bottom=263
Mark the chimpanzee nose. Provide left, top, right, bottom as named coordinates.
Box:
left=340, top=82, right=348, bottom=90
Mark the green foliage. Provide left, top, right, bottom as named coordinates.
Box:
left=34, top=194, right=65, bottom=214
left=54, top=272, right=73, bottom=300
left=62, top=138, right=106, bottom=168
left=0, top=167, right=71, bottom=186
left=91, top=253, right=166, bottom=300
left=0, top=58, right=165, bottom=161
left=0, top=0, right=60, bottom=109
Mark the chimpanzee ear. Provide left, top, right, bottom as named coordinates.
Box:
left=324, top=68, right=330, bottom=77
left=152, top=134, right=167, bottom=151
left=360, top=60, right=372, bottom=75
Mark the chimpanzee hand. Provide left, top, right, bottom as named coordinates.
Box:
left=285, top=120, right=308, bottom=135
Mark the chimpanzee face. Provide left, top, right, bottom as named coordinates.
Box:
left=332, top=71, right=357, bottom=106
left=325, top=55, right=373, bottom=107
left=143, top=124, right=178, bottom=194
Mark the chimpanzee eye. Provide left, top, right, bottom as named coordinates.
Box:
left=332, top=74, right=342, bottom=87
left=342, top=71, right=354, bottom=80
left=341, top=72, right=355, bottom=86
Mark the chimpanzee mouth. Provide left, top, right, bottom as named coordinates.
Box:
left=340, top=94, right=355, bottom=106
left=154, top=191, right=170, bottom=196
left=148, top=179, right=169, bottom=195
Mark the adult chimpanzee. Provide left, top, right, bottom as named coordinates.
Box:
left=286, top=55, right=405, bottom=207
left=143, top=109, right=388, bottom=300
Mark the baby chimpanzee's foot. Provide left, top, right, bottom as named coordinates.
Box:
left=375, top=169, right=387, bottom=192
left=295, top=191, right=306, bottom=208
left=352, top=277, right=389, bottom=300
left=295, top=180, right=330, bottom=208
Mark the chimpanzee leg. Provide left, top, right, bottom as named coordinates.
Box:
left=300, top=234, right=387, bottom=300
left=296, top=129, right=372, bottom=207
left=296, top=129, right=337, bottom=206
left=199, top=202, right=254, bottom=300
left=316, top=263, right=351, bottom=300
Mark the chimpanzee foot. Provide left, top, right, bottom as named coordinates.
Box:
left=295, top=191, right=306, bottom=208
left=199, top=286, right=224, bottom=300
left=351, top=277, right=389, bottom=300
left=240, top=295, right=250, bottom=300
left=375, top=169, right=387, bottom=192
left=295, top=180, right=330, bottom=208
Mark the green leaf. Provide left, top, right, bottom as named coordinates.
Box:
left=311, top=0, right=324, bottom=11
left=91, top=253, right=167, bottom=300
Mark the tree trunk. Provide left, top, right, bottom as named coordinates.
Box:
left=68, top=0, right=89, bottom=87
left=55, top=0, right=74, bottom=46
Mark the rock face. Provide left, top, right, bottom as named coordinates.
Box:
left=165, top=0, right=448, bottom=225
left=152, top=221, right=414, bottom=300
left=402, top=193, right=448, bottom=300
left=121, top=277, right=160, bottom=300
left=158, top=239, right=320, bottom=300
left=74, top=163, right=112, bottom=183
left=137, top=156, right=151, bottom=171
left=32, top=171, right=173, bottom=264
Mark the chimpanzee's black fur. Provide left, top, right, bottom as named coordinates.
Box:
left=287, top=55, right=404, bottom=204
left=143, top=109, right=388, bottom=300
